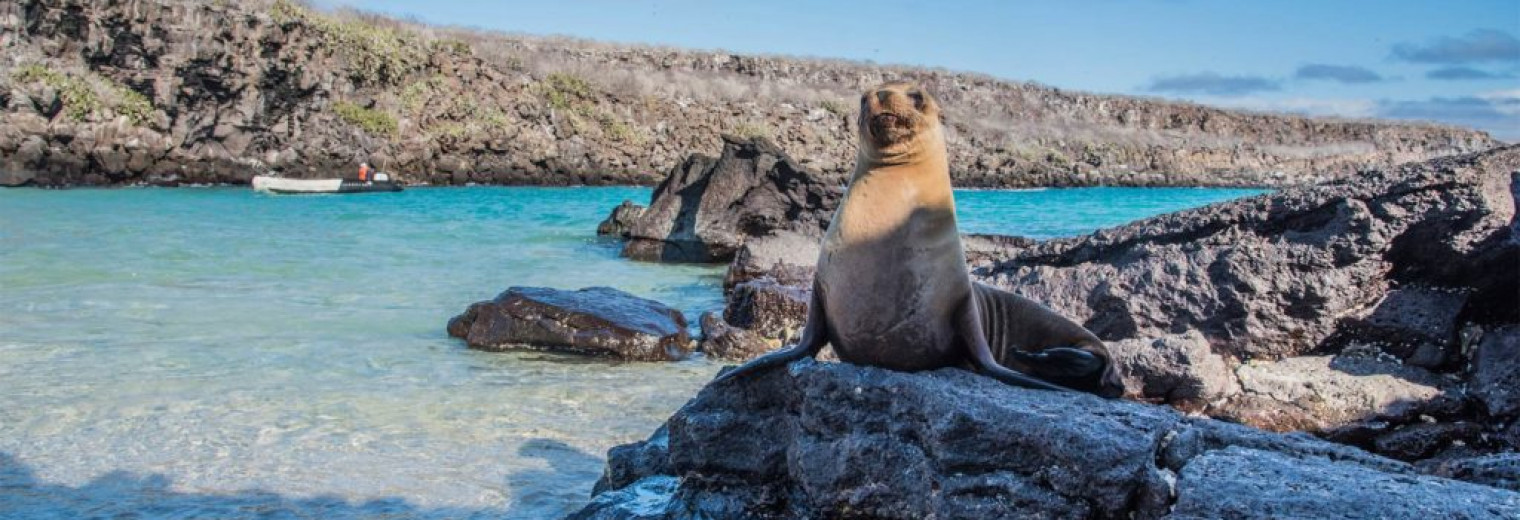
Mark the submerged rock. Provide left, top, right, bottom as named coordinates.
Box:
left=617, top=135, right=841, bottom=263
left=597, top=200, right=647, bottom=238
left=447, top=286, right=691, bottom=361
left=571, top=361, right=1520, bottom=519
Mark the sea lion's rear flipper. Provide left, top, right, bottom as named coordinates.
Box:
left=956, top=294, right=1074, bottom=393
left=711, top=281, right=829, bottom=385
left=973, top=283, right=1125, bottom=398
left=1007, top=348, right=1104, bottom=379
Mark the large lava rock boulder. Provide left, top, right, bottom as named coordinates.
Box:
left=970, top=146, right=1520, bottom=454
left=570, top=361, right=1519, bottom=519
left=977, top=145, right=1518, bottom=361
left=447, top=287, right=691, bottom=361
left=616, top=135, right=842, bottom=263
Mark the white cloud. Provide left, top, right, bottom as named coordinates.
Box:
left=1477, top=89, right=1520, bottom=116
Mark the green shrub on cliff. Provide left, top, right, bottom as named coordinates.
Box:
left=333, top=101, right=398, bottom=136
left=429, top=39, right=473, bottom=57
left=732, top=122, right=770, bottom=140
left=599, top=114, right=641, bottom=143
left=112, top=85, right=154, bottom=126
left=12, top=64, right=153, bottom=126
left=400, top=75, right=448, bottom=112
left=270, top=0, right=425, bottom=85
left=818, top=99, right=848, bottom=116
left=539, top=72, right=593, bottom=111
left=14, top=65, right=98, bottom=122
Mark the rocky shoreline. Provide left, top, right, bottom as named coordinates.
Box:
left=577, top=140, right=1520, bottom=516
left=0, top=0, right=1500, bottom=189
left=570, top=361, right=1519, bottom=519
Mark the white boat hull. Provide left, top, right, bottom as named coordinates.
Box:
left=252, top=175, right=402, bottom=194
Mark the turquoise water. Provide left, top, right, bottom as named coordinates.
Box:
left=0, top=186, right=1262, bottom=519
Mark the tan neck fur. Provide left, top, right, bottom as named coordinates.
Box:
left=832, top=126, right=957, bottom=244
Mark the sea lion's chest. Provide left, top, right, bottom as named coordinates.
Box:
left=816, top=172, right=969, bottom=369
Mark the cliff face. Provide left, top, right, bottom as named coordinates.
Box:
left=0, top=0, right=1500, bottom=188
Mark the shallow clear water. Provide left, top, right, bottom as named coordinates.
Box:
left=0, top=185, right=1262, bottom=519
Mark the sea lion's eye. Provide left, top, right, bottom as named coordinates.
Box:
left=908, top=90, right=925, bottom=109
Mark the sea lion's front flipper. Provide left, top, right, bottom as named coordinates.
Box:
left=711, top=281, right=829, bottom=385
left=956, top=295, right=1074, bottom=393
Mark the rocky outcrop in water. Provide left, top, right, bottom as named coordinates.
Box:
left=0, top=0, right=1499, bottom=188
left=570, top=361, right=1520, bottom=519
left=968, top=145, right=1520, bottom=461
left=595, top=201, right=646, bottom=238
left=616, top=135, right=841, bottom=263
left=695, top=311, right=775, bottom=362
left=447, top=286, right=691, bottom=361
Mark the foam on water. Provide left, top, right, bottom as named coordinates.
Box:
left=0, top=185, right=1263, bottom=518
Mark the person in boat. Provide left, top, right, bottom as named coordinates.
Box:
left=358, top=162, right=371, bottom=183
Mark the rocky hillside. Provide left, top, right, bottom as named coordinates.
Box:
left=0, top=0, right=1501, bottom=188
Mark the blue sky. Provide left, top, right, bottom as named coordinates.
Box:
left=326, top=0, right=1518, bottom=140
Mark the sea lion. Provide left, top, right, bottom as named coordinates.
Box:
left=714, top=81, right=1124, bottom=398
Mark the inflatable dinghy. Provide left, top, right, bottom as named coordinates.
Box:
left=252, top=174, right=403, bottom=194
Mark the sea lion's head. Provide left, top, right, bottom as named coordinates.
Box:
left=858, top=81, right=943, bottom=163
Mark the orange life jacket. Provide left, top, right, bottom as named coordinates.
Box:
left=358, top=164, right=369, bottom=181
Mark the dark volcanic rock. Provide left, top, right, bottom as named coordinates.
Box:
left=722, top=230, right=820, bottom=289
left=1421, top=453, right=1520, bottom=492
left=1334, top=286, right=1468, bottom=368
left=1371, top=421, right=1484, bottom=461
left=973, top=146, right=1519, bottom=438
left=723, top=278, right=810, bottom=342
left=572, top=361, right=1519, bottom=519
left=1168, top=445, right=1516, bottom=519
left=619, top=135, right=841, bottom=263
left=596, top=200, right=647, bottom=238
left=1472, top=326, right=1520, bottom=419
left=1221, top=354, right=1464, bottom=433
left=724, top=232, right=1038, bottom=289
left=963, top=233, right=1040, bottom=267
left=0, top=167, right=36, bottom=187
left=1108, top=330, right=1239, bottom=406
left=696, top=311, right=774, bottom=361
left=977, top=145, right=1519, bottom=361
left=447, top=287, right=691, bottom=361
